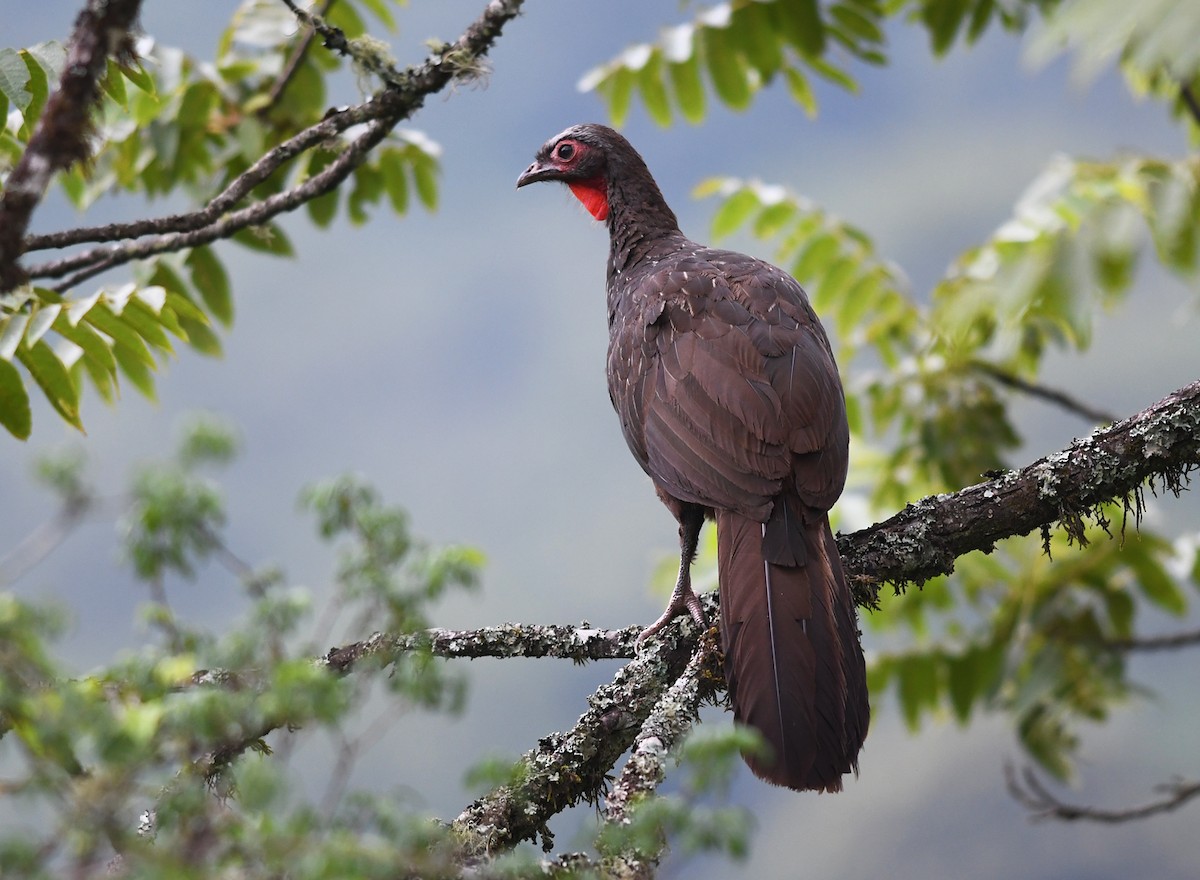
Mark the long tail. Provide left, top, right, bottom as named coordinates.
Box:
left=716, top=506, right=869, bottom=792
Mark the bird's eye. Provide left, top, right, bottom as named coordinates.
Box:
left=555, top=142, right=576, bottom=161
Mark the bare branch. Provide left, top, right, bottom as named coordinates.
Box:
left=0, top=0, right=144, bottom=291
left=1006, top=763, right=1200, bottom=823
left=839, top=378, right=1200, bottom=606
left=1104, top=627, right=1200, bottom=652
left=971, top=360, right=1120, bottom=425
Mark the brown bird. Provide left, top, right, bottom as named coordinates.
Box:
left=517, top=124, right=868, bottom=791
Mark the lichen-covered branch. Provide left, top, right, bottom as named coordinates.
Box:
left=449, top=612, right=707, bottom=857
left=839, top=378, right=1200, bottom=606
left=603, top=633, right=720, bottom=827
left=0, top=0, right=143, bottom=291
left=324, top=622, right=639, bottom=670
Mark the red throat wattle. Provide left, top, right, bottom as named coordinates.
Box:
left=568, top=178, right=609, bottom=221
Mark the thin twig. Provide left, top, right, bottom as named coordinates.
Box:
left=1103, top=627, right=1200, bottom=652
left=971, top=360, right=1119, bottom=425
left=262, top=0, right=339, bottom=113
left=1006, top=762, right=1200, bottom=823
left=0, top=499, right=91, bottom=586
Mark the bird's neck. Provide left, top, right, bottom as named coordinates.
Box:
left=604, top=173, right=685, bottom=279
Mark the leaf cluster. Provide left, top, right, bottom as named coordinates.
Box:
left=0, top=0, right=442, bottom=439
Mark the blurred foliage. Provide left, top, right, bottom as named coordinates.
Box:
left=0, top=416, right=482, bottom=878
left=0, top=0, right=440, bottom=439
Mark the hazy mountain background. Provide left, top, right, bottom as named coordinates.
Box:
left=2, top=2, right=1197, bottom=877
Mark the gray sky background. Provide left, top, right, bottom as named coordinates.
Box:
left=2, top=2, right=1198, bottom=878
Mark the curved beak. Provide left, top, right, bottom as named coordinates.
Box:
left=516, top=161, right=558, bottom=189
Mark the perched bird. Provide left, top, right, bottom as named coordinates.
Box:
left=517, top=124, right=867, bottom=791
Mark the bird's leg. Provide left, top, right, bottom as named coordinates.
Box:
left=637, top=504, right=708, bottom=645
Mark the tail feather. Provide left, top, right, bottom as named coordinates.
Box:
left=716, top=506, right=868, bottom=792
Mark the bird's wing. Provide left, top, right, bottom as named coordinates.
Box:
left=608, top=252, right=848, bottom=522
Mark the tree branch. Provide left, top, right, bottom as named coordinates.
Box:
left=19, top=0, right=527, bottom=289
left=603, top=632, right=720, bottom=833
left=0, top=0, right=144, bottom=291
left=450, top=609, right=709, bottom=857
left=1006, top=763, right=1200, bottom=823
left=45, top=116, right=394, bottom=292
left=22, top=98, right=386, bottom=256
left=324, top=622, right=639, bottom=669
left=839, top=378, right=1200, bottom=606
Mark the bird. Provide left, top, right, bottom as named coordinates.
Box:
left=516, top=123, right=868, bottom=792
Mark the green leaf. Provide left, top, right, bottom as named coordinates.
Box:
left=380, top=148, right=410, bottom=214
left=792, top=232, right=840, bottom=283
left=783, top=67, right=818, bottom=117
left=806, top=55, right=858, bottom=92
left=177, top=315, right=222, bottom=357
left=831, top=2, right=885, bottom=45
left=82, top=304, right=156, bottom=368
left=185, top=246, right=234, bottom=327
left=348, top=162, right=384, bottom=224
left=17, top=340, right=83, bottom=432
left=51, top=313, right=116, bottom=375
left=112, top=342, right=157, bottom=400
left=1128, top=548, right=1187, bottom=616
left=896, top=652, right=939, bottom=730
left=668, top=54, right=707, bottom=124
left=101, top=56, right=128, bottom=106
left=118, top=59, right=155, bottom=94
left=120, top=299, right=173, bottom=353
left=0, top=358, right=31, bottom=439
left=637, top=51, right=673, bottom=126
left=776, top=0, right=826, bottom=58
left=600, top=64, right=636, bottom=127
left=731, top=2, right=785, bottom=80
left=702, top=26, right=753, bottom=110
left=411, top=157, right=438, bottom=211
left=711, top=188, right=760, bottom=238
left=921, top=0, right=970, bottom=56
left=18, top=50, right=49, bottom=139
left=0, top=48, right=31, bottom=111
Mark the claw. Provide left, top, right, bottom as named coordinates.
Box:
left=636, top=583, right=707, bottom=646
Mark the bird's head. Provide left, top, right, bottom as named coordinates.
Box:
left=516, top=123, right=636, bottom=222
